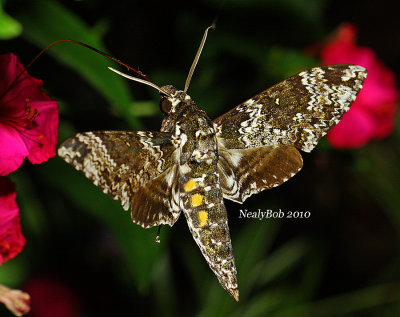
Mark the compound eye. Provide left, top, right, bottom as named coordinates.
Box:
left=160, top=98, right=172, bottom=114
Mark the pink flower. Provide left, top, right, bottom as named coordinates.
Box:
left=24, top=276, right=80, bottom=317
left=320, top=24, right=398, bottom=148
left=0, top=176, right=25, bottom=265
left=0, top=53, right=58, bottom=176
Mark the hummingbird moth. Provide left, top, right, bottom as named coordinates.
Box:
left=58, top=27, right=367, bottom=301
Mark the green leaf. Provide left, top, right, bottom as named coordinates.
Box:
left=264, top=47, right=319, bottom=81
left=0, top=3, right=22, bottom=39
left=0, top=256, right=27, bottom=287
left=14, top=0, right=142, bottom=128
left=284, top=283, right=400, bottom=316
left=197, top=220, right=280, bottom=317
left=254, top=238, right=309, bottom=287
left=355, top=143, right=400, bottom=235
left=236, top=288, right=287, bottom=317
left=128, top=100, right=160, bottom=117
left=37, top=157, right=164, bottom=292
left=9, top=170, right=48, bottom=240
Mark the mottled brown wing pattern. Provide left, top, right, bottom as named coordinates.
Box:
left=214, top=65, right=367, bottom=203
left=214, top=65, right=367, bottom=152
left=57, top=62, right=368, bottom=302
left=58, top=131, right=181, bottom=228
left=130, top=165, right=181, bottom=228
left=217, top=144, right=303, bottom=203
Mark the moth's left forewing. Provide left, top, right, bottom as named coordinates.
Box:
left=214, top=65, right=367, bottom=202
left=214, top=65, right=367, bottom=152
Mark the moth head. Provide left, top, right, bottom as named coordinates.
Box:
left=159, top=85, right=175, bottom=114
left=159, top=85, right=192, bottom=115
left=108, top=25, right=213, bottom=116
left=160, top=97, right=172, bottom=114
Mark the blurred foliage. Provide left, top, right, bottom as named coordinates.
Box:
left=0, top=4, right=22, bottom=39
left=1, top=0, right=400, bottom=316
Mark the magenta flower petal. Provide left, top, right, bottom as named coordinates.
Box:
left=320, top=24, right=398, bottom=148
left=327, top=106, right=375, bottom=148
left=25, top=100, right=59, bottom=164
left=0, top=53, right=58, bottom=175
left=0, top=124, right=28, bottom=176
left=0, top=176, right=25, bottom=265
left=24, top=276, right=80, bottom=317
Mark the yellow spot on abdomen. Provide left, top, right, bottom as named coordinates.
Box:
left=191, top=194, right=204, bottom=207
left=198, top=211, right=208, bottom=227
left=184, top=179, right=197, bottom=192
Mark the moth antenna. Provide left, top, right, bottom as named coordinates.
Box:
left=108, top=67, right=171, bottom=97
left=1, top=39, right=156, bottom=100
left=184, top=24, right=215, bottom=93
left=42, top=39, right=154, bottom=82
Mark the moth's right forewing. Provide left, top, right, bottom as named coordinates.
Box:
left=58, top=130, right=180, bottom=227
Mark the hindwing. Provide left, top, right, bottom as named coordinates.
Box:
left=214, top=65, right=367, bottom=202
left=217, top=143, right=303, bottom=203
left=58, top=131, right=181, bottom=227
left=130, top=164, right=181, bottom=228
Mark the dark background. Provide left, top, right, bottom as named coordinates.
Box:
left=1, top=0, right=399, bottom=316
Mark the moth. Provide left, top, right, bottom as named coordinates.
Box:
left=58, top=27, right=367, bottom=301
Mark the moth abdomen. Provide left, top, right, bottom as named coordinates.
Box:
left=180, top=168, right=239, bottom=300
